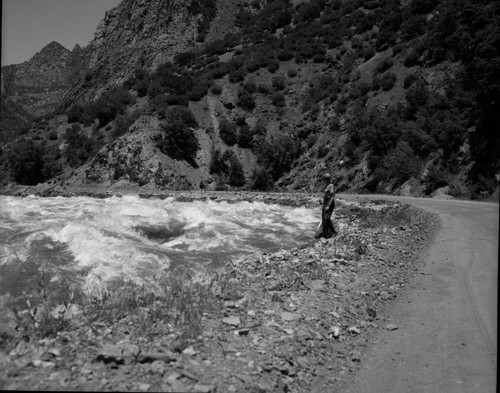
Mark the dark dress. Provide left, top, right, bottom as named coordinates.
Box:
left=315, top=183, right=337, bottom=239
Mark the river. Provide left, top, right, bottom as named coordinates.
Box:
left=0, top=195, right=318, bottom=297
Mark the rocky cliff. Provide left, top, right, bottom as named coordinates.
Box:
left=1, top=42, right=92, bottom=118
left=64, top=0, right=215, bottom=104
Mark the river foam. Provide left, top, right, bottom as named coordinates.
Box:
left=0, top=195, right=318, bottom=293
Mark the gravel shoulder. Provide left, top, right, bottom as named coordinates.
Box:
left=0, top=189, right=440, bottom=392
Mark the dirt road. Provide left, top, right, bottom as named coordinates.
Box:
left=340, top=195, right=498, bottom=393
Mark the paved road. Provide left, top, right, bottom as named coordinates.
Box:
left=339, top=195, right=498, bottom=393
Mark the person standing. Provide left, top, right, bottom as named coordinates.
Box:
left=315, top=173, right=337, bottom=239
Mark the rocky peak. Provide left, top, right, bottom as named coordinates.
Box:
left=30, top=41, right=70, bottom=65
left=1, top=41, right=91, bottom=117
left=72, top=44, right=83, bottom=53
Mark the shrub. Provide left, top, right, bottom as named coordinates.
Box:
left=250, top=166, right=274, bottom=190
left=243, top=79, right=257, bottom=94
left=277, top=49, right=294, bottom=61
left=287, top=68, right=298, bottom=78
left=6, top=139, right=45, bottom=185
left=229, top=68, right=246, bottom=83
left=237, top=124, right=254, bottom=148
left=313, top=54, right=326, bottom=63
left=424, top=162, right=449, bottom=194
left=94, top=87, right=134, bottom=127
left=47, top=130, right=58, bottom=141
left=210, top=84, right=222, bottom=95
left=112, top=114, right=134, bottom=138
left=403, top=73, right=419, bottom=89
left=405, top=80, right=429, bottom=117
left=267, top=60, right=280, bottom=73
left=310, top=102, right=320, bottom=117
left=64, top=124, right=102, bottom=168
left=219, top=118, right=238, bottom=146
left=209, top=149, right=227, bottom=175
left=401, top=14, right=426, bottom=40
left=373, top=141, right=422, bottom=188
left=303, top=73, right=338, bottom=109
left=67, top=104, right=84, bottom=123
left=237, top=91, right=256, bottom=111
left=151, top=94, right=170, bottom=117
left=41, top=146, right=62, bottom=180
left=404, top=48, right=420, bottom=67
left=255, top=135, right=301, bottom=181
left=229, top=155, right=245, bottom=186
left=270, top=92, right=285, bottom=108
left=235, top=116, right=247, bottom=127
left=379, top=71, right=397, bottom=91
left=272, top=75, right=286, bottom=90
left=363, top=46, right=376, bottom=61
left=209, top=149, right=244, bottom=186
left=353, top=80, right=372, bottom=97
left=165, top=94, right=189, bottom=107
left=307, top=133, right=319, bottom=148
left=257, top=83, right=271, bottom=94
left=174, top=51, right=196, bottom=67
left=374, top=57, right=394, bottom=75
left=156, top=107, right=199, bottom=167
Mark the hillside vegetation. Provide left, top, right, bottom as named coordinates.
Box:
left=1, top=0, right=499, bottom=200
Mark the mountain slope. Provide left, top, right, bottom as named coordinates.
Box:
left=1, top=0, right=499, bottom=200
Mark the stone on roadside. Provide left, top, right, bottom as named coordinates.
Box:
left=182, top=346, right=197, bottom=356
left=96, top=343, right=140, bottom=364
left=347, top=326, right=361, bottom=335
left=222, top=316, right=241, bottom=327
left=137, top=382, right=151, bottom=392
left=32, top=359, right=55, bottom=368
left=49, top=370, right=71, bottom=386
left=280, top=311, right=299, bottom=321
left=193, top=384, right=216, bottom=393
left=350, top=349, right=362, bottom=362
left=271, top=293, right=284, bottom=303
left=366, top=306, right=377, bottom=318
left=306, top=279, right=326, bottom=291
left=0, top=351, right=11, bottom=366
left=138, top=350, right=177, bottom=363
left=330, top=326, right=341, bottom=338
left=150, top=360, right=166, bottom=375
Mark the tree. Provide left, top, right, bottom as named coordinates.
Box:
left=219, top=118, right=238, bottom=146
left=229, top=155, right=245, bottom=186
left=373, top=141, right=422, bottom=187
left=237, top=91, right=256, bottom=111
left=250, top=167, right=273, bottom=190
left=156, top=107, right=199, bottom=167
left=405, top=80, right=429, bottom=118
left=6, top=139, right=45, bottom=185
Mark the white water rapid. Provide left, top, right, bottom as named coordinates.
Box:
left=0, top=195, right=318, bottom=296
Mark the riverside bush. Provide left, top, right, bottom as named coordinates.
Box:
left=250, top=166, right=274, bottom=191
left=209, top=149, right=245, bottom=186
left=155, top=107, right=199, bottom=167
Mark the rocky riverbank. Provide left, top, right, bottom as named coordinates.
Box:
left=0, top=191, right=439, bottom=392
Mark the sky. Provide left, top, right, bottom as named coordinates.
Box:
left=2, top=0, right=122, bottom=66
